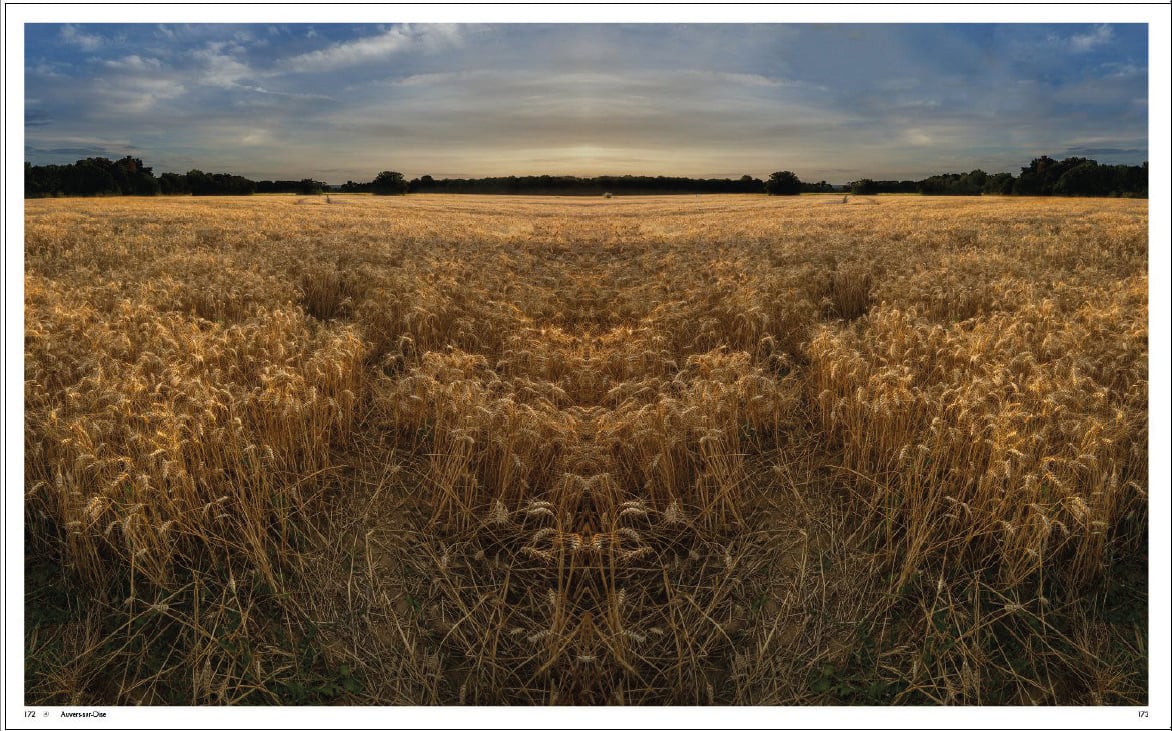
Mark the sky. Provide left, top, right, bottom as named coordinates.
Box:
left=24, top=23, right=1149, bottom=184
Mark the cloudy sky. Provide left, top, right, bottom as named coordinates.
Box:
left=24, top=23, right=1148, bottom=183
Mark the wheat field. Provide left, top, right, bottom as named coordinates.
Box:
left=23, top=193, right=1148, bottom=705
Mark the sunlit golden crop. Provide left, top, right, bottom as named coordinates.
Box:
left=24, top=193, right=1147, bottom=705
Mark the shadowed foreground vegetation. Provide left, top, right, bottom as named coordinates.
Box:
left=24, top=194, right=1147, bottom=705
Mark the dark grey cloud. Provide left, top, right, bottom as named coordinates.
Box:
left=25, top=109, right=51, bottom=127
left=1064, top=147, right=1147, bottom=157
left=26, top=146, right=118, bottom=157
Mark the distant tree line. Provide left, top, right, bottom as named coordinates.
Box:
left=762, top=171, right=836, bottom=195
left=25, top=155, right=1148, bottom=199
left=402, top=174, right=767, bottom=195
left=24, top=158, right=325, bottom=198
left=843, top=157, right=1147, bottom=198
left=800, top=180, right=837, bottom=193
left=337, top=171, right=410, bottom=194
left=25, top=156, right=162, bottom=197
left=254, top=179, right=329, bottom=195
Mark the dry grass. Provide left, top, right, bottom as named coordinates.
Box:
left=24, top=193, right=1147, bottom=705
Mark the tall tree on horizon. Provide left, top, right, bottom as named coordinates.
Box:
left=764, top=170, right=802, bottom=196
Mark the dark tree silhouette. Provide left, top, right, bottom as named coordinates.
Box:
left=297, top=179, right=326, bottom=195
left=371, top=171, right=409, bottom=195
left=764, top=170, right=802, bottom=196
left=158, top=172, right=190, bottom=195
left=982, top=172, right=1015, bottom=195
left=850, top=178, right=879, bottom=195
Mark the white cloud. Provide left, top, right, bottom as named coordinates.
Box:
left=191, top=43, right=254, bottom=88
left=96, top=76, right=186, bottom=114
left=1069, top=24, right=1113, bottom=53
left=1101, top=61, right=1142, bottom=79
left=282, top=24, right=460, bottom=72
left=103, top=55, right=162, bottom=72
left=241, top=129, right=275, bottom=145
left=902, top=128, right=933, bottom=146
left=59, top=24, right=103, bottom=51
